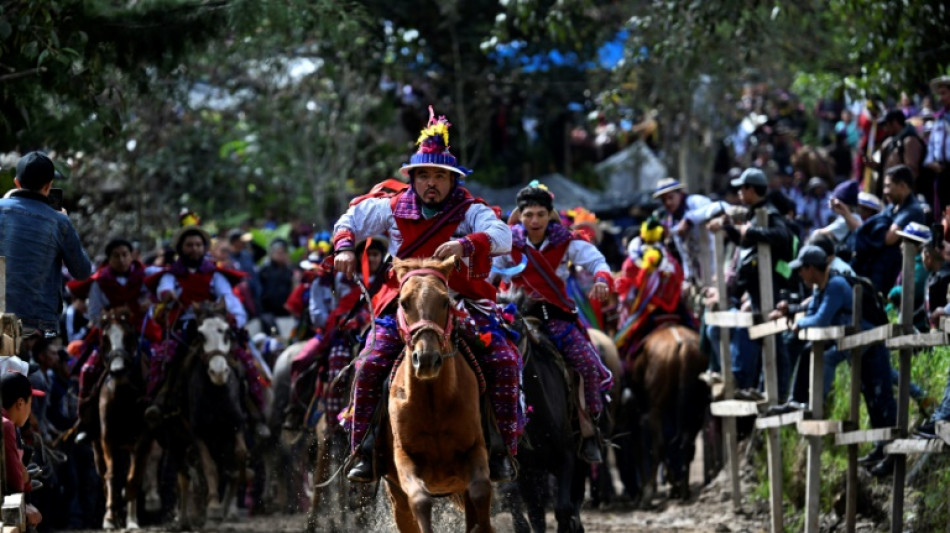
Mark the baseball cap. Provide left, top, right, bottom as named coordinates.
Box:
left=15, top=151, right=62, bottom=190
left=789, top=245, right=828, bottom=270
left=730, top=168, right=768, bottom=188
left=1, top=371, right=45, bottom=409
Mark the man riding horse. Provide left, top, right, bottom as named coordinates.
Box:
left=492, top=182, right=615, bottom=464
left=615, top=217, right=697, bottom=360
left=333, top=107, right=521, bottom=483
left=284, top=235, right=388, bottom=430
left=144, top=225, right=269, bottom=437
left=67, top=238, right=162, bottom=443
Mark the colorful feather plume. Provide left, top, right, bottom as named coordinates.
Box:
left=416, top=105, right=452, bottom=152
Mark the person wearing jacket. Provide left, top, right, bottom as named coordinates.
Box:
left=0, top=151, right=92, bottom=336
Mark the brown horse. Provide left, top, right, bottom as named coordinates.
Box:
left=383, top=256, right=492, bottom=533
left=93, top=307, right=152, bottom=530
left=626, top=325, right=709, bottom=505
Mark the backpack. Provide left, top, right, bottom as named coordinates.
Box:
left=836, top=272, right=890, bottom=326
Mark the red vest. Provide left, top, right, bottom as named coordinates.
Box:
left=371, top=191, right=497, bottom=315
left=510, top=240, right=574, bottom=313
left=176, top=270, right=215, bottom=307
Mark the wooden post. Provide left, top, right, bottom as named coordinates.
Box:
left=805, top=336, right=825, bottom=533
left=845, top=285, right=863, bottom=533
left=0, top=257, right=5, bottom=314
left=713, top=232, right=741, bottom=509
left=754, top=209, right=783, bottom=533
left=891, top=239, right=916, bottom=532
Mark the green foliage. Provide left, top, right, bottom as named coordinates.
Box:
left=752, top=344, right=950, bottom=529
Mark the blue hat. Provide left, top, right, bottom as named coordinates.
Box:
left=832, top=180, right=859, bottom=206
left=399, top=106, right=471, bottom=179
left=653, top=177, right=686, bottom=199
left=896, top=222, right=931, bottom=244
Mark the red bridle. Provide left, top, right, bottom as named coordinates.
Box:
left=396, top=268, right=457, bottom=355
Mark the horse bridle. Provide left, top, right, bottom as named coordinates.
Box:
left=396, top=268, right=457, bottom=356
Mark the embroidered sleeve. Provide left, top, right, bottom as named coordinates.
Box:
left=462, top=232, right=493, bottom=280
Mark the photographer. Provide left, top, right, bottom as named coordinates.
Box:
left=0, top=152, right=92, bottom=336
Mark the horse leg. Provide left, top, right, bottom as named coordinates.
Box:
left=404, top=477, right=434, bottom=533
left=126, top=438, right=152, bottom=529
left=144, top=440, right=163, bottom=512
left=177, top=470, right=192, bottom=532
left=554, top=454, right=579, bottom=533
left=224, top=433, right=248, bottom=521
left=308, top=423, right=333, bottom=532
left=464, top=458, right=493, bottom=533
left=385, top=480, right=422, bottom=533
left=497, top=481, right=530, bottom=533
left=518, top=471, right=547, bottom=533
left=196, top=439, right=222, bottom=521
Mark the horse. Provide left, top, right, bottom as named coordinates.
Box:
left=382, top=256, right=492, bottom=533
left=266, top=340, right=313, bottom=515
left=505, top=313, right=585, bottom=533
left=624, top=325, right=709, bottom=505
left=175, top=303, right=249, bottom=526
left=92, top=307, right=153, bottom=530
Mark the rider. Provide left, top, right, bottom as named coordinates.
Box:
left=615, top=217, right=697, bottom=359
left=144, top=225, right=269, bottom=437
left=492, top=183, right=615, bottom=463
left=284, top=236, right=388, bottom=430
left=333, top=107, right=520, bottom=483
left=66, top=238, right=162, bottom=442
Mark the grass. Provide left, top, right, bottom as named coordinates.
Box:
left=750, top=344, right=950, bottom=530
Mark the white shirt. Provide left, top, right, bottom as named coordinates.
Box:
left=156, top=270, right=247, bottom=328
left=333, top=194, right=512, bottom=264
left=493, top=237, right=610, bottom=283
left=925, top=112, right=950, bottom=164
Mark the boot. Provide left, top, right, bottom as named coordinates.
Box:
left=346, top=426, right=378, bottom=483
left=857, top=442, right=885, bottom=465
left=869, top=454, right=895, bottom=477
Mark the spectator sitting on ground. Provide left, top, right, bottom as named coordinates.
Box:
left=2, top=372, right=45, bottom=527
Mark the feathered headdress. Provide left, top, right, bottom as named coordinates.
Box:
left=399, top=105, right=471, bottom=178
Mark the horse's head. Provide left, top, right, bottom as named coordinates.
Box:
left=193, top=302, right=233, bottom=386
left=100, top=307, right=138, bottom=376
left=394, top=255, right=457, bottom=380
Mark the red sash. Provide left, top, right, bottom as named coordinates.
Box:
left=511, top=241, right=574, bottom=313
left=371, top=192, right=496, bottom=315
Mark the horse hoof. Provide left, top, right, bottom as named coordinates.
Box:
left=127, top=520, right=141, bottom=530
left=102, top=517, right=116, bottom=530
left=146, top=493, right=162, bottom=513
left=207, top=502, right=224, bottom=521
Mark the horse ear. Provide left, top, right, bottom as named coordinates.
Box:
left=436, top=255, right=457, bottom=279
left=392, top=257, right=411, bottom=283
